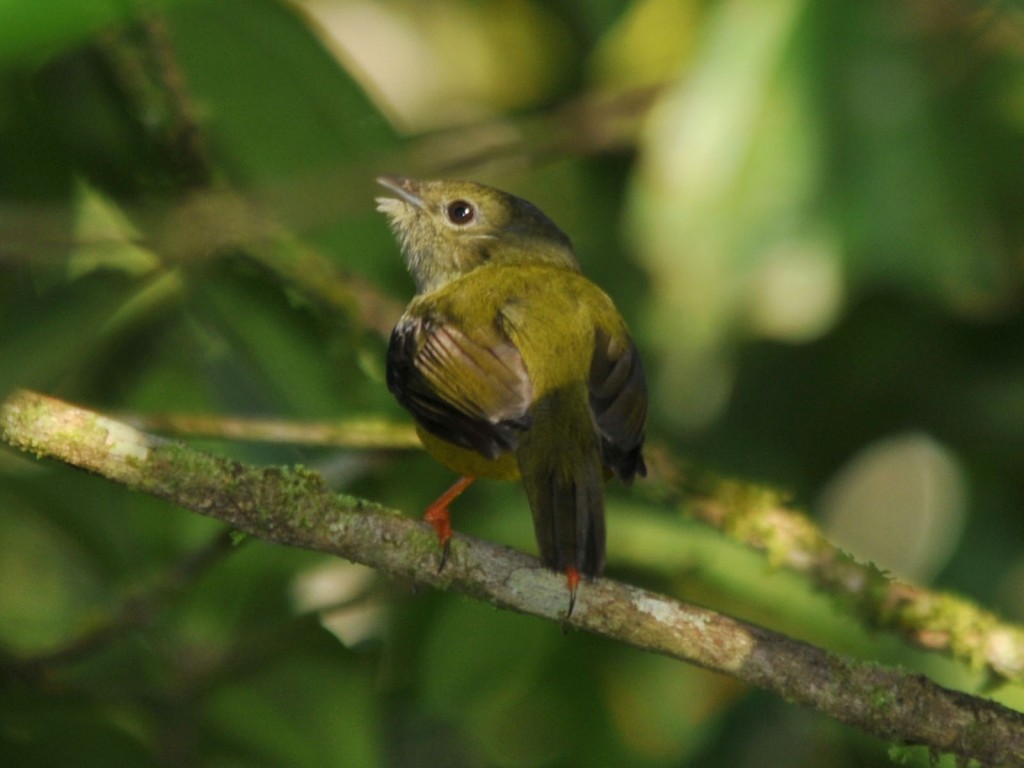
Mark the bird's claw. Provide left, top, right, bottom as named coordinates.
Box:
left=437, top=537, right=451, bottom=573
left=565, top=566, right=581, bottom=619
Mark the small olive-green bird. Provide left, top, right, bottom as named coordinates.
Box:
left=376, top=175, right=647, bottom=607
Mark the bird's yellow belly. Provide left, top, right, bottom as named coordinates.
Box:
left=417, top=427, right=521, bottom=481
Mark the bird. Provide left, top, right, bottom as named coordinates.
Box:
left=376, top=175, right=647, bottom=614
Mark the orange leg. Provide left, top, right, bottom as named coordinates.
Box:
left=565, top=566, right=581, bottom=619
left=424, top=475, right=475, bottom=571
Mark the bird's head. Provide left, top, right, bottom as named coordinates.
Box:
left=376, top=175, right=579, bottom=293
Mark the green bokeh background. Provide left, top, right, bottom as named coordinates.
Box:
left=3, top=0, right=1024, bottom=765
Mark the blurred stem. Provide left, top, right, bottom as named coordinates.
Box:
left=415, top=85, right=664, bottom=176
left=3, top=389, right=1023, bottom=766
left=243, top=230, right=403, bottom=338
left=120, top=410, right=420, bottom=449
left=99, top=15, right=212, bottom=189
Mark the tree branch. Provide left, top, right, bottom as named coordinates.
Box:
left=2, top=388, right=1023, bottom=765
left=113, top=401, right=1024, bottom=685
left=644, top=450, right=1024, bottom=682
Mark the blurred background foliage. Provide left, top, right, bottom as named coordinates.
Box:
left=3, top=0, right=1024, bottom=765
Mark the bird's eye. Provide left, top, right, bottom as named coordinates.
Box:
left=446, top=200, right=475, bottom=225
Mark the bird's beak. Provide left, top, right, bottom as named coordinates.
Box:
left=376, top=175, right=424, bottom=210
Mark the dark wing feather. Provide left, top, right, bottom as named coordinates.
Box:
left=387, top=314, right=533, bottom=459
left=589, top=330, right=647, bottom=482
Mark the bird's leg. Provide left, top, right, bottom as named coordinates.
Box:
left=423, top=475, right=475, bottom=571
left=565, top=566, right=581, bottom=619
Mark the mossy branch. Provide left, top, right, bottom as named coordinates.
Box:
left=127, top=405, right=1024, bottom=685
left=643, top=450, right=1024, bottom=683
left=3, top=388, right=1023, bottom=766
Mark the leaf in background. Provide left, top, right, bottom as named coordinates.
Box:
left=68, top=179, right=161, bottom=280
left=628, top=0, right=817, bottom=429
left=629, top=0, right=1024, bottom=432
left=589, top=0, right=700, bottom=92
left=0, top=271, right=156, bottom=398
left=300, top=0, right=577, bottom=132
left=817, top=2, right=1018, bottom=314
left=203, top=654, right=381, bottom=768
left=0, top=492, right=106, bottom=654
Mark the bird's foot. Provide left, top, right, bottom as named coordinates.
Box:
left=423, top=475, right=474, bottom=572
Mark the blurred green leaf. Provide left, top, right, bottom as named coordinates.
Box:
left=0, top=689, right=156, bottom=768
left=0, top=0, right=186, bottom=66
left=204, top=653, right=380, bottom=767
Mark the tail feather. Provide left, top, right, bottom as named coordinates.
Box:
left=525, top=458, right=606, bottom=578
left=517, top=387, right=607, bottom=578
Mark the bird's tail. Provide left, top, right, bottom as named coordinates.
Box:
left=517, top=389, right=606, bottom=578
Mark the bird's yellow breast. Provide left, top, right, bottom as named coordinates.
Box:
left=417, top=427, right=521, bottom=481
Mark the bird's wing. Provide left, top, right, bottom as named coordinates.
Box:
left=589, top=329, right=648, bottom=481
left=387, top=313, right=533, bottom=459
